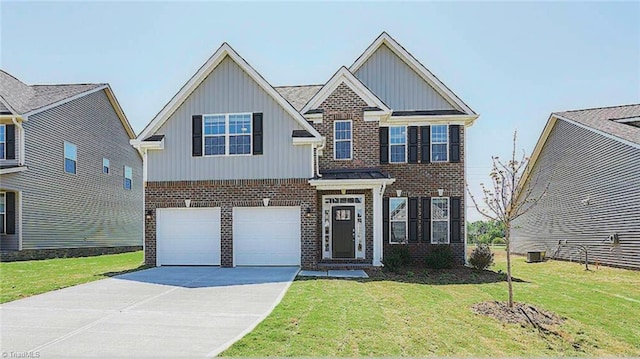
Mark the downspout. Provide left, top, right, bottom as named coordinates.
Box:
left=315, top=137, right=326, bottom=178
left=11, top=117, right=25, bottom=165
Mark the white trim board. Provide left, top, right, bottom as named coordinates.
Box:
left=135, top=43, right=322, bottom=144
left=349, top=32, right=477, bottom=116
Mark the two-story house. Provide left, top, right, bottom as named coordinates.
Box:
left=0, top=70, right=143, bottom=260
left=132, top=33, right=478, bottom=268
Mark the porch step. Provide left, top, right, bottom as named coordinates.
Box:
left=317, top=262, right=373, bottom=270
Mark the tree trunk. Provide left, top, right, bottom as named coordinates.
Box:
left=505, top=222, right=514, bottom=308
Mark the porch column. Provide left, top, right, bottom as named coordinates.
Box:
left=372, top=185, right=383, bottom=266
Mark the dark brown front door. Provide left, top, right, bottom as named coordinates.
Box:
left=332, top=206, right=355, bottom=258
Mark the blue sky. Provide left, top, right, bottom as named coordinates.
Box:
left=2, top=1, right=639, bottom=220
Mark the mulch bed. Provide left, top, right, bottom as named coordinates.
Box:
left=472, top=300, right=565, bottom=327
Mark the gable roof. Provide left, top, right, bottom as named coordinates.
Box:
left=0, top=70, right=135, bottom=139
left=275, top=85, right=322, bottom=112
left=349, top=32, right=477, bottom=116
left=135, top=43, right=322, bottom=143
left=301, top=66, right=391, bottom=115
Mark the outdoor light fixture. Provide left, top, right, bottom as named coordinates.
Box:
left=263, top=198, right=270, bottom=206
left=306, top=207, right=313, bottom=218
left=438, top=189, right=445, bottom=197
left=184, top=199, right=191, bottom=208
left=396, top=190, right=402, bottom=197
left=341, top=189, right=347, bottom=195
left=145, top=210, right=153, bottom=220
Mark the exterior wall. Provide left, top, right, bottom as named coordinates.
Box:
left=512, top=120, right=640, bottom=269
left=144, top=179, right=317, bottom=268
left=354, top=44, right=455, bottom=111
left=148, top=56, right=313, bottom=181
left=0, top=90, right=143, bottom=250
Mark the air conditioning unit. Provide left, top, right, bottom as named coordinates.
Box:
left=527, top=251, right=545, bottom=263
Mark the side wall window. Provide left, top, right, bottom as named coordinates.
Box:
left=124, top=166, right=132, bottom=190
left=64, top=142, right=77, bottom=174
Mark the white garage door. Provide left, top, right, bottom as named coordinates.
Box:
left=156, top=208, right=221, bottom=266
left=233, top=206, right=301, bottom=266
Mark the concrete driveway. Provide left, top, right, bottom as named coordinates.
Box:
left=1, top=266, right=298, bottom=358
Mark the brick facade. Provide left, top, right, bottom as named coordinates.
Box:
left=145, top=179, right=317, bottom=268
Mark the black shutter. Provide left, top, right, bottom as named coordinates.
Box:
left=408, top=197, right=418, bottom=242
left=379, top=127, right=389, bottom=164
left=383, top=197, right=390, bottom=243
left=192, top=115, right=203, bottom=157
left=449, top=125, right=460, bottom=163
left=5, top=192, right=16, bottom=234
left=421, top=197, right=431, bottom=242
left=450, top=197, right=462, bottom=243
left=253, top=113, right=263, bottom=155
left=420, top=126, right=430, bottom=164
left=5, top=124, right=15, bottom=160
left=408, top=126, right=418, bottom=164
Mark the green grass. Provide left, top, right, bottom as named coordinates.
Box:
left=223, top=251, right=640, bottom=357
left=0, top=251, right=146, bottom=303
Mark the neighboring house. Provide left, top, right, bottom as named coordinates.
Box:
left=132, top=32, right=478, bottom=268
left=512, top=104, right=640, bottom=269
left=0, top=70, right=143, bottom=259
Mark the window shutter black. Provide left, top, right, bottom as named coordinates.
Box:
left=5, top=124, right=15, bottom=160
left=253, top=113, right=263, bottom=155
left=421, top=197, right=431, bottom=242
left=379, top=127, right=389, bottom=164
left=450, top=197, right=462, bottom=243
left=5, top=192, right=16, bottom=234
left=420, top=126, right=430, bottom=164
left=408, top=126, right=418, bottom=164
left=383, top=197, right=390, bottom=243
left=409, top=197, right=418, bottom=242
left=192, top=115, right=203, bottom=157
left=449, top=125, right=460, bottom=163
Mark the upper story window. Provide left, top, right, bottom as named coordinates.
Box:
left=334, top=120, right=352, bottom=160
left=431, top=125, right=448, bottom=162
left=431, top=197, right=450, bottom=244
left=203, top=113, right=252, bottom=156
left=0, top=124, right=5, bottom=159
left=389, top=197, right=407, bottom=243
left=123, top=166, right=132, bottom=190
left=64, top=141, right=77, bottom=174
left=389, top=126, right=406, bottom=163
left=103, top=158, right=110, bottom=174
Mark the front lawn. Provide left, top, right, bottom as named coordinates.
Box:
left=222, top=251, right=640, bottom=356
left=0, top=251, right=145, bottom=303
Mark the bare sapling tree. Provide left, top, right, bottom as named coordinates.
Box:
left=467, top=130, right=549, bottom=308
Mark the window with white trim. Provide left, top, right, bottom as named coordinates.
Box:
left=124, top=166, right=132, bottom=190
left=0, top=125, right=5, bottom=159
left=203, top=113, right=252, bottom=156
left=389, top=197, right=407, bottom=243
left=431, top=125, right=448, bottom=162
left=334, top=120, right=352, bottom=160
left=103, top=158, right=110, bottom=174
left=0, top=192, right=5, bottom=234
left=389, top=126, right=406, bottom=163
left=64, top=141, right=77, bottom=174
left=431, top=197, right=450, bottom=244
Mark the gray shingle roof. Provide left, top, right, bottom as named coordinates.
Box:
left=555, top=104, right=640, bottom=146
left=0, top=70, right=104, bottom=115
left=274, top=85, right=322, bottom=112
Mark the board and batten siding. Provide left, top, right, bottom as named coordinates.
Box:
left=0, top=90, right=143, bottom=250
left=354, top=44, right=455, bottom=111
left=147, top=56, right=312, bottom=181
left=511, top=120, right=640, bottom=269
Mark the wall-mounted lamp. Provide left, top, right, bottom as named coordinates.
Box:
left=396, top=190, right=402, bottom=197
left=263, top=198, right=270, bottom=207
left=341, top=189, right=347, bottom=195
left=184, top=199, right=191, bottom=208
left=145, top=210, right=153, bottom=220
left=305, top=207, right=313, bottom=218
left=437, top=189, right=445, bottom=197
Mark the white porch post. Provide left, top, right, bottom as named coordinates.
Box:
left=372, top=185, right=383, bottom=266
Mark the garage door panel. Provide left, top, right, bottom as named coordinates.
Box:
left=157, top=208, right=221, bottom=266
left=233, top=207, right=301, bottom=266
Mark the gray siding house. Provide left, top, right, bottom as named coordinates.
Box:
left=0, top=70, right=143, bottom=259
left=512, top=104, right=640, bottom=269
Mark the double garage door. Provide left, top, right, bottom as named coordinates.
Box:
left=156, top=207, right=301, bottom=266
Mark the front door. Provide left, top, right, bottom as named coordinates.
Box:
left=332, top=206, right=355, bottom=258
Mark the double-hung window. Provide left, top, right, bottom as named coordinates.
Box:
left=431, top=197, right=450, bottom=244
left=0, top=192, right=5, bottom=234
left=389, top=126, right=406, bottom=163
left=203, top=113, right=252, bottom=156
left=431, top=125, right=448, bottom=162
left=389, top=197, right=408, bottom=243
left=103, top=158, right=110, bottom=174
left=123, top=166, right=132, bottom=190
left=64, top=142, right=77, bottom=174
left=334, top=120, right=352, bottom=160
left=0, top=125, right=5, bottom=159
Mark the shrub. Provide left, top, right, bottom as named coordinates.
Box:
left=492, top=237, right=506, bottom=246
left=382, top=245, right=411, bottom=272
left=425, top=245, right=455, bottom=269
left=469, top=244, right=495, bottom=270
